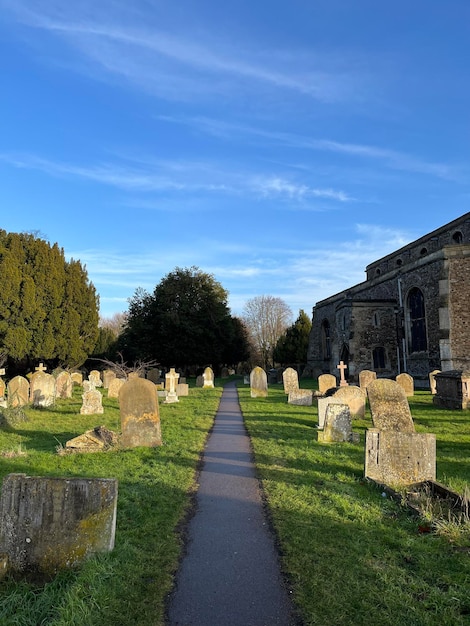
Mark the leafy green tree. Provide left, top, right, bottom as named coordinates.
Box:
left=119, top=267, right=249, bottom=369
left=274, top=309, right=312, bottom=365
left=0, top=230, right=99, bottom=370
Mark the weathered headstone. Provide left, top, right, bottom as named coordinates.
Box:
left=365, top=379, right=436, bottom=485
left=196, top=375, right=204, bottom=387
left=282, top=367, right=299, bottom=395
left=65, top=426, right=118, bottom=452
left=318, top=373, right=337, bottom=395
left=7, top=376, right=29, bottom=408
left=433, top=370, right=470, bottom=410
left=89, top=370, right=103, bottom=387
left=318, top=404, right=357, bottom=443
left=288, top=389, right=313, bottom=406
left=107, top=377, right=126, bottom=399
left=359, top=369, right=377, bottom=391
left=55, top=371, right=73, bottom=399
left=146, top=368, right=162, bottom=384
left=102, top=370, right=116, bottom=389
left=250, top=367, right=268, bottom=398
left=428, top=369, right=441, bottom=395
left=80, top=382, right=104, bottom=415
left=332, top=385, right=366, bottom=418
left=71, top=372, right=83, bottom=386
left=396, top=372, right=414, bottom=397
left=0, top=473, right=117, bottom=577
left=0, top=378, right=5, bottom=401
left=30, top=371, right=56, bottom=407
left=203, top=367, right=215, bottom=388
left=317, top=397, right=344, bottom=429
left=119, top=378, right=162, bottom=447
left=176, top=383, right=189, bottom=397
left=164, top=368, right=180, bottom=404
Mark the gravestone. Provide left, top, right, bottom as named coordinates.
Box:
left=359, top=369, right=377, bottom=391
left=433, top=370, right=470, bottom=410
left=65, top=426, right=118, bottom=452
left=337, top=360, right=348, bottom=387
left=365, top=379, right=436, bottom=485
left=71, top=372, right=83, bottom=386
left=30, top=371, right=56, bottom=407
left=0, top=473, right=117, bottom=578
left=176, top=383, right=189, bottom=397
left=396, top=372, right=414, bottom=397
left=89, top=370, right=102, bottom=387
left=318, top=404, right=357, bottom=443
left=332, top=385, right=366, bottom=418
left=55, top=371, right=73, bottom=399
left=119, top=378, right=162, bottom=447
left=428, top=369, right=441, bottom=395
left=288, top=389, right=313, bottom=406
left=108, top=377, right=125, bottom=399
left=102, top=370, right=116, bottom=389
left=282, top=368, right=299, bottom=395
left=317, top=397, right=344, bottom=429
left=250, top=367, right=268, bottom=398
left=80, top=382, right=104, bottom=415
left=146, top=368, right=161, bottom=384
left=0, top=378, right=5, bottom=401
left=268, top=369, right=278, bottom=384
left=203, top=367, right=215, bottom=388
left=196, top=375, right=204, bottom=387
left=318, top=374, right=337, bottom=395
left=164, top=368, right=180, bottom=404
left=7, top=376, right=29, bottom=408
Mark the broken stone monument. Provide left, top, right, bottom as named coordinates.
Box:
left=365, top=379, right=436, bottom=485
left=119, top=378, right=162, bottom=447
left=250, top=367, right=268, bottom=398
left=0, top=473, right=117, bottom=578
left=65, top=426, right=118, bottom=453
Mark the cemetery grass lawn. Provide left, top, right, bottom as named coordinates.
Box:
left=0, top=382, right=223, bottom=626
left=238, top=383, right=470, bottom=626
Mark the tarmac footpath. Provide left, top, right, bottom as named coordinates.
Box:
left=167, top=380, right=298, bottom=626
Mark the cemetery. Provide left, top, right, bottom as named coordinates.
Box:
left=0, top=364, right=468, bottom=624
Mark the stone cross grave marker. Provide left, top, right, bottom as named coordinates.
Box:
left=35, top=363, right=47, bottom=373
left=164, top=368, right=180, bottom=404
left=336, top=361, right=348, bottom=387
left=119, top=378, right=162, bottom=447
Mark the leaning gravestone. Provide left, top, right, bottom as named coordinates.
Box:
left=65, top=426, right=118, bottom=453
left=0, top=473, right=117, bottom=578
left=332, top=385, right=366, bottom=418
left=30, top=371, right=56, bottom=407
left=7, top=376, right=29, bottom=408
left=282, top=367, right=299, bottom=395
left=365, top=379, right=436, bottom=485
left=55, top=371, right=73, bottom=399
left=318, top=404, right=357, bottom=443
left=396, top=372, right=414, bottom=397
left=107, top=377, right=125, bottom=399
left=359, top=369, right=377, bottom=391
left=318, top=373, right=337, bottom=395
left=250, top=367, right=268, bottom=398
left=80, top=381, right=104, bottom=415
left=89, top=370, right=103, bottom=387
left=202, top=367, right=215, bottom=388
left=119, top=378, right=162, bottom=447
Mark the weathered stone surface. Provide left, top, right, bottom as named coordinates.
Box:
left=433, top=369, right=470, bottom=409
left=365, top=429, right=436, bottom=485
left=396, top=372, right=414, bottom=397
left=6, top=376, right=29, bottom=408
left=0, top=378, right=5, bottom=400
left=203, top=367, right=215, bottom=388
left=287, top=389, right=313, bottom=406
left=164, top=368, right=180, bottom=404
left=282, top=367, right=299, bottom=395
left=119, top=378, right=162, bottom=447
left=65, top=426, right=118, bottom=452
left=30, top=371, right=56, bottom=407
left=0, top=473, right=117, bottom=577
left=107, top=378, right=125, bottom=399
left=429, top=369, right=441, bottom=394
left=80, top=389, right=104, bottom=415
left=71, top=372, right=83, bottom=386
left=89, top=370, right=102, bottom=387
left=367, top=379, right=414, bottom=432
left=317, top=397, right=344, bottom=429
left=146, top=368, right=162, bottom=384
left=318, top=404, right=356, bottom=442
left=176, top=383, right=189, bottom=397
left=102, top=370, right=116, bottom=389
left=318, top=374, right=337, bottom=395
left=250, top=367, right=268, bottom=398
left=332, top=385, right=366, bottom=418
left=55, top=371, right=73, bottom=399
left=196, top=375, right=204, bottom=387
left=359, top=369, right=377, bottom=390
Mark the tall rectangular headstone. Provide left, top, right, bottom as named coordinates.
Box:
left=250, top=367, right=268, bottom=398
left=282, top=367, right=299, bottom=395
left=318, top=374, right=337, bottom=395
left=119, top=378, right=162, bottom=447
left=7, top=376, right=29, bottom=408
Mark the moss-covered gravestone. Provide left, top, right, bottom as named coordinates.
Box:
left=119, top=378, right=162, bottom=447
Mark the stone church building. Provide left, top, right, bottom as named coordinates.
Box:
left=307, top=212, right=470, bottom=387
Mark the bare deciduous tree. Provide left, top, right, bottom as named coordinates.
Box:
left=242, top=295, right=293, bottom=369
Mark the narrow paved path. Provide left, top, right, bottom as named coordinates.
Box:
left=167, top=381, right=297, bottom=626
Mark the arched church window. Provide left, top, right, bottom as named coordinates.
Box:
left=321, top=320, right=331, bottom=359
left=407, top=287, right=427, bottom=353
left=373, top=346, right=386, bottom=369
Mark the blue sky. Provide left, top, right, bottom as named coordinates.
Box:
left=1, top=1, right=469, bottom=321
